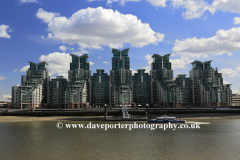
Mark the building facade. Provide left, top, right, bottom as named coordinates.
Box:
left=109, top=48, right=134, bottom=107
left=49, top=76, right=68, bottom=108
left=189, top=60, right=232, bottom=107
left=91, top=69, right=109, bottom=107
left=12, top=61, right=50, bottom=109
left=150, top=54, right=182, bottom=108
left=132, top=69, right=151, bottom=105
left=64, top=54, right=91, bottom=109
left=11, top=49, right=232, bottom=109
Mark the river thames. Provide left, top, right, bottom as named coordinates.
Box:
left=1, top=118, right=240, bottom=160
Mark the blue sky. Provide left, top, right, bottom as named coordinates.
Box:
left=1, top=0, right=240, bottom=101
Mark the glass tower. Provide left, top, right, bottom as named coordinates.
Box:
left=109, top=48, right=133, bottom=107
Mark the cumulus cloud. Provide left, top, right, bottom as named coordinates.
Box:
left=89, top=62, right=94, bottom=65
left=19, top=65, right=30, bottom=72
left=19, top=0, right=39, bottom=3
left=90, top=0, right=215, bottom=19
left=72, top=50, right=89, bottom=56
left=89, top=0, right=240, bottom=20
left=223, top=81, right=231, bottom=84
left=232, top=88, right=240, bottom=94
left=171, top=0, right=215, bottom=19
left=106, top=0, right=141, bottom=6
left=130, top=68, right=137, bottom=75
left=14, top=69, right=18, bottom=72
left=103, top=61, right=108, bottom=64
left=36, top=7, right=164, bottom=49
left=141, top=65, right=151, bottom=73
left=59, top=45, right=68, bottom=51
left=0, top=76, right=7, bottom=81
left=146, top=0, right=168, bottom=7
left=170, top=56, right=193, bottom=69
left=98, top=56, right=102, bottom=59
left=173, top=27, right=240, bottom=57
left=39, top=52, right=71, bottom=75
left=0, top=24, right=11, bottom=39
left=141, top=54, right=153, bottom=73
left=145, top=54, right=153, bottom=65
left=212, top=0, right=240, bottom=13
left=0, top=95, right=12, bottom=102
left=219, top=68, right=239, bottom=78
left=234, top=17, right=240, bottom=25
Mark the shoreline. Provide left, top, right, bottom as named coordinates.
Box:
left=1, top=113, right=240, bottom=123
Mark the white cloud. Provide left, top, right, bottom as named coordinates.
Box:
left=146, top=0, right=168, bottom=7
left=106, top=0, right=141, bottom=6
left=232, top=89, right=240, bottom=94
left=98, top=56, right=102, bottom=59
left=19, top=0, right=38, bottom=3
left=72, top=49, right=89, bottom=56
left=36, top=7, right=164, bottom=49
left=171, top=0, right=215, bottom=20
left=234, top=17, right=240, bottom=25
left=41, top=35, right=44, bottom=39
left=57, top=72, right=68, bottom=79
left=70, top=48, right=74, bottom=51
left=103, top=61, right=108, bottom=64
left=173, top=27, right=240, bottom=57
left=130, top=68, right=137, bottom=75
left=19, top=65, right=30, bottom=72
left=59, top=45, right=68, bottom=51
left=170, top=57, right=191, bottom=69
left=223, top=81, right=231, bottom=84
left=0, top=76, right=7, bottom=81
left=212, top=0, right=240, bottom=13
left=219, top=68, right=239, bottom=78
left=36, top=8, right=59, bottom=23
left=141, top=65, right=151, bottom=73
left=39, top=52, right=71, bottom=75
left=91, top=0, right=215, bottom=19
left=89, top=0, right=240, bottom=20
left=14, top=69, right=18, bottom=72
left=141, top=54, right=153, bottom=73
left=89, top=62, right=94, bottom=65
left=145, top=54, right=153, bottom=65
left=0, top=95, right=12, bottom=102
left=0, top=24, right=11, bottom=39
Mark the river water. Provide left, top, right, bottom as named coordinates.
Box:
left=0, top=119, right=240, bottom=160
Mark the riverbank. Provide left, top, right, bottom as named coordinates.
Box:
left=1, top=113, right=240, bottom=122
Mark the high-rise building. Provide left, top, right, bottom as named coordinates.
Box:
left=109, top=48, right=133, bottom=107
left=64, top=54, right=91, bottom=108
left=132, top=69, right=151, bottom=105
left=11, top=49, right=232, bottom=109
left=49, top=76, right=68, bottom=108
left=174, top=74, right=193, bottom=105
left=150, top=54, right=182, bottom=107
left=12, top=61, right=50, bottom=109
left=189, top=60, right=232, bottom=106
left=91, top=69, right=109, bottom=107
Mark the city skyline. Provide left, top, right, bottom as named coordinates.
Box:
left=1, top=0, right=240, bottom=101
left=11, top=50, right=232, bottom=108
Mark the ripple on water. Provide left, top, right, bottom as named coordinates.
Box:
left=0, top=120, right=240, bottom=160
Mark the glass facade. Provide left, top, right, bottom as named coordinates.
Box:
left=11, top=49, right=232, bottom=109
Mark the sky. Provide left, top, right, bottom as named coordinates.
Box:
left=1, top=0, right=240, bottom=102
